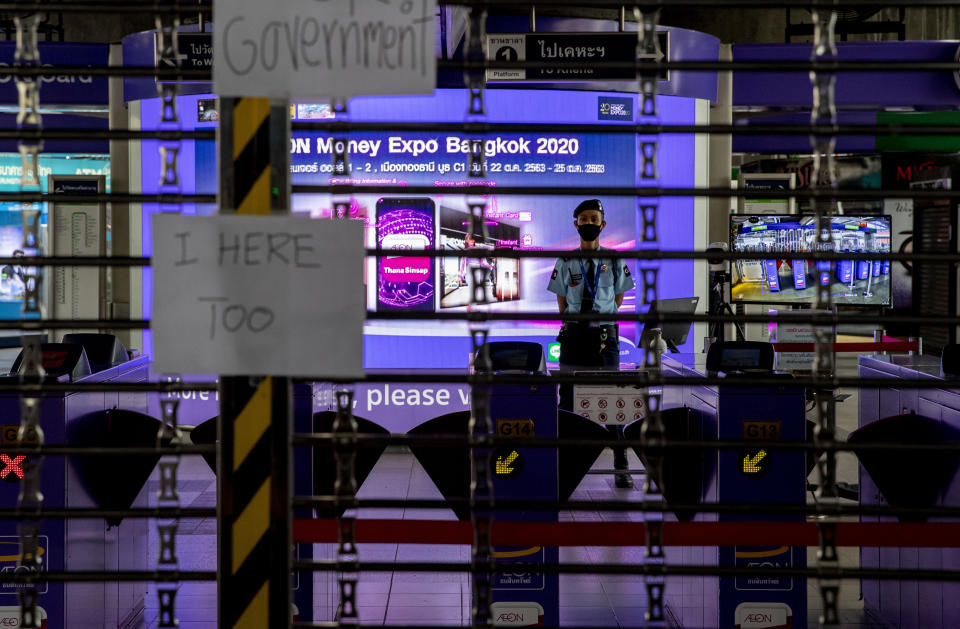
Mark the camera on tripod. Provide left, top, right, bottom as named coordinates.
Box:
left=706, top=242, right=744, bottom=344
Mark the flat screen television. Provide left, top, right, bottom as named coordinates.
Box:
left=730, top=214, right=891, bottom=306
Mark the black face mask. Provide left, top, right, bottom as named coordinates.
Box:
left=577, top=223, right=602, bottom=242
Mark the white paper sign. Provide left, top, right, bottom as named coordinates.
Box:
left=152, top=214, right=364, bottom=377
left=774, top=309, right=834, bottom=372
left=214, top=0, right=437, bottom=99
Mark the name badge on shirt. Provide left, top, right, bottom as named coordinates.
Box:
left=571, top=273, right=582, bottom=281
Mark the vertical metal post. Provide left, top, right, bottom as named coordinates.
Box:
left=809, top=10, right=841, bottom=627
left=634, top=8, right=666, bottom=628
left=14, top=15, right=44, bottom=629
left=153, top=14, right=184, bottom=624
left=217, top=97, right=292, bottom=628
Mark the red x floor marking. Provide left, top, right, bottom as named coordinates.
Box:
left=0, top=454, right=25, bottom=480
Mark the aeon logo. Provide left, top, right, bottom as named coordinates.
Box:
left=744, top=613, right=773, bottom=623
left=490, top=601, right=544, bottom=627
left=734, top=602, right=790, bottom=629
left=497, top=613, right=525, bottom=623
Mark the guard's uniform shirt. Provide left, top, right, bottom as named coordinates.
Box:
left=547, top=248, right=635, bottom=323
left=548, top=248, right=636, bottom=408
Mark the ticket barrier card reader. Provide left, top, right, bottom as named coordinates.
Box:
left=480, top=342, right=559, bottom=627
left=663, top=343, right=807, bottom=629
left=763, top=260, right=780, bottom=292
left=817, top=261, right=831, bottom=287
left=791, top=261, right=806, bottom=290
left=0, top=338, right=150, bottom=629
left=489, top=385, right=559, bottom=627
left=836, top=260, right=853, bottom=283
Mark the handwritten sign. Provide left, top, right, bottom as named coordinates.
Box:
left=152, top=214, right=364, bottom=377
left=214, top=0, right=436, bottom=99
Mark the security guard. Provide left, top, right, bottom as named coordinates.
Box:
left=548, top=198, right=636, bottom=487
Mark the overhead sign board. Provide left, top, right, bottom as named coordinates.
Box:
left=214, top=0, right=437, bottom=99
left=486, top=32, right=668, bottom=83
left=156, top=32, right=212, bottom=81
left=152, top=214, right=364, bottom=377
left=0, top=42, right=107, bottom=106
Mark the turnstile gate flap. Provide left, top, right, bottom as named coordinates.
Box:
left=61, top=333, right=129, bottom=373
left=188, top=416, right=218, bottom=473
left=312, top=411, right=390, bottom=517
left=66, top=408, right=168, bottom=526
left=411, top=410, right=621, bottom=518
left=408, top=411, right=472, bottom=521
left=849, top=412, right=960, bottom=522
left=624, top=407, right=710, bottom=522
left=11, top=342, right=91, bottom=381
left=557, top=410, right=608, bottom=501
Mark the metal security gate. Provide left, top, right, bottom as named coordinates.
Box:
left=0, top=1, right=958, bottom=629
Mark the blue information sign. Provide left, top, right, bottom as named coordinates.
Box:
left=290, top=131, right=636, bottom=188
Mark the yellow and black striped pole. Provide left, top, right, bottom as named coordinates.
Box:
left=217, top=97, right=292, bottom=628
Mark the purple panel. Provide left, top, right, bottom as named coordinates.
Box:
left=900, top=547, right=919, bottom=629
left=944, top=550, right=960, bottom=629
left=733, top=111, right=877, bottom=154
left=138, top=94, right=203, bottom=358
left=879, top=543, right=901, bottom=626
left=917, top=549, right=943, bottom=629
left=733, top=42, right=960, bottom=108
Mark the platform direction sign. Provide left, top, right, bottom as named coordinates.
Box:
left=486, top=32, right=669, bottom=83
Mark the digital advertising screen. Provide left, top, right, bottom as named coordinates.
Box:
left=143, top=88, right=705, bottom=367
left=730, top=214, right=891, bottom=306
left=375, top=198, right=435, bottom=312
left=287, top=105, right=643, bottom=319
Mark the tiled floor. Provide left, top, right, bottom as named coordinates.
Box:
left=135, top=360, right=901, bottom=627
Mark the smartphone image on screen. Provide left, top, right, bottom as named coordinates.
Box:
left=376, top=198, right=436, bottom=312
